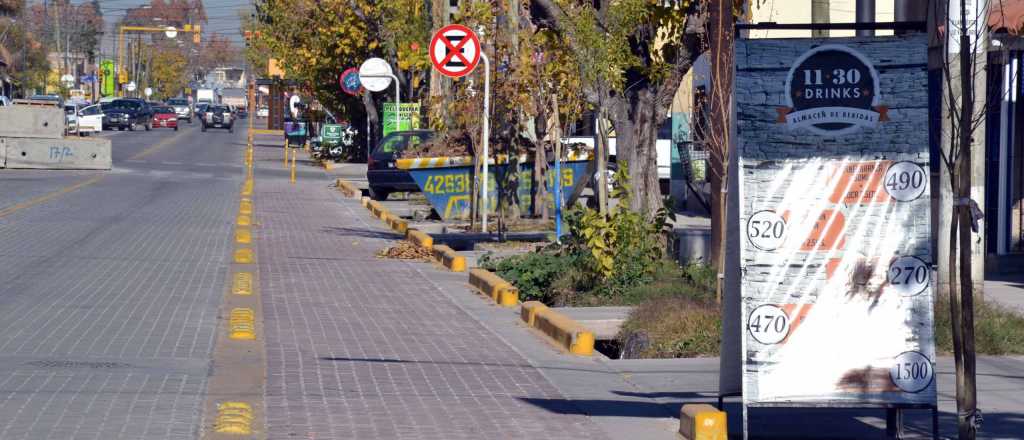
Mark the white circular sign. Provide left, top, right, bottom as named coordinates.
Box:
left=746, top=304, right=791, bottom=345
left=883, top=161, right=927, bottom=202
left=164, top=26, right=178, bottom=39
left=887, top=256, right=930, bottom=297
left=358, top=58, right=393, bottom=92
left=61, top=74, right=75, bottom=83
left=746, top=210, right=787, bottom=251
left=144, top=87, right=153, bottom=97
left=890, top=351, right=934, bottom=393
left=126, top=82, right=137, bottom=92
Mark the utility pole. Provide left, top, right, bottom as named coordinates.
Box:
left=856, top=0, right=875, bottom=37
left=811, top=0, right=830, bottom=38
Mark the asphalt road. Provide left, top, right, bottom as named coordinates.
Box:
left=0, top=121, right=246, bottom=439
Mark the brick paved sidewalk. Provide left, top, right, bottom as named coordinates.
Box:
left=251, top=149, right=610, bottom=439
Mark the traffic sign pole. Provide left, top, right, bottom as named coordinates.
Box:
left=360, top=73, right=400, bottom=136
left=480, top=53, right=490, bottom=234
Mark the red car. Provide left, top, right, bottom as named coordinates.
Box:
left=153, top=106, right=179, bottom=130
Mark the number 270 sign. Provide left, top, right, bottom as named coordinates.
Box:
left=736, top=34, right=935, bottom=406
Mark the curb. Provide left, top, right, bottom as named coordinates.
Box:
left=432, top=245, right=466, bottom=272
left=406, top=229, right=433, bottom=248
left=468, top=268, right=518, bottom=307
left=336, top=178, right=359, bottom=197
left=519, top=301, right=595, bottom=356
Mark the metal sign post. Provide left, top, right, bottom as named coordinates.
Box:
left=429, top=24, right=486, bottom=232
left=480, top=53, right=490, bottom=233
left=359, top=58, right=399, bottom=145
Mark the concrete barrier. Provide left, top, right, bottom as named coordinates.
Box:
left=336, top=179, right=360, bottom=197
left=2, top=137, right=112, bottom=170
left=431, top=245, right=466, bottom=272
left=406, top=229, right=434, bottom=248
left=678, top=404, right=727, bottom=440
left=468, top=268, right=518, bottom=307
left=0, top=106, right=64, bottom=139
left=520, top=301, right=596, bottom=356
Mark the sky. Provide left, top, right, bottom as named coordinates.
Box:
left=66, top=0, right=253, bottom=57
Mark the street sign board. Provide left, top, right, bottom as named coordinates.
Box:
left=144, top=87, right=153, bottom=98
left=734, top=34, right=934, bottom=408
left=429, top=24, right=481, bottom=78
left=100, top=60, right=115, bottom=96
left=126, top=82, right=137, bottom=92
left=358, top=58, right=393, bottom=92
left=340, top=67, right=362, bottom=96
left=382, top=102, right=420, bottom=136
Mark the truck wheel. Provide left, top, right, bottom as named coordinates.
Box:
left=368, top=186, right=390, bottom=201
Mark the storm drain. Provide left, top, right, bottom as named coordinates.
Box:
left=25, top=360, right=132, bottom=369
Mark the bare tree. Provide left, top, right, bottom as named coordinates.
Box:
left=705, top=0, right=733, bottom=304
left=933, top=0, right=1010, bottom=437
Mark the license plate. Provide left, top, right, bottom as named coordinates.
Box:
left=214, top=124, right=221, bottom=127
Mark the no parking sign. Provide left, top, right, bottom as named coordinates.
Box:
left=429, top=24, right=481, bottom=78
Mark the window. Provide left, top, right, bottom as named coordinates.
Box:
left=375, top=134, right=406, bottom=155
left=81, top=105, right=100, bottom=116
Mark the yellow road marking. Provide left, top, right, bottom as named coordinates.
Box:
left=0, top=176, right=105, bottom=219
left=228, top=308, right=256, bottom=340
left=128, top=128, right=190, bottom=160
left=234, top=248, right=254, bottom=264
left=214, top=401, right=253, bottom=434
left=232, top=272, right=253, bottom=296
left=235, top=228, right=251, bottom=244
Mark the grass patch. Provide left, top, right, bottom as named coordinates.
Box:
left=935, top=293, right=1024, bottom=355
left=617, top=296, right=721, bottom=358
left=558, top=260, right=715, bottom=306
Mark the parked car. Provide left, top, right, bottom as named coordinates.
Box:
left=77, top=104, right=104, bottom=136
left=201, top=104, right=234, bottom=132
left=257, top=107, right=268, bottom=117
left=366, top=130, right=434, bottom=201
left=166, top=97, right=192, bottom=123
left=152, top=106, right=179, bottom=131
left=28, top=94, right=63, bottom=107
left=103, top=98, right=154, bottom=131
left=63, top=103, right=80, bottom=135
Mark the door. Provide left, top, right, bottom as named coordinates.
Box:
left=79, top=105, right=103, bottom=132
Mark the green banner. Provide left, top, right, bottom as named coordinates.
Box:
left=382, top=102, right=420, bottom=136
left=100, top=60, right=115, bottom=97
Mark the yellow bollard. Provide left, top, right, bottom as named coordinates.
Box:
left=290, top=148, right=297, bottom=184
left=284, top=140, right=289, bottom=167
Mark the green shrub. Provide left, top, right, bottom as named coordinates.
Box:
left=480, top=251, right=580, bottom=303
left=935, top=294, right=1024, bottom=355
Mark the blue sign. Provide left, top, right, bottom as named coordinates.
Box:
left=340, top=67, right=362, bottom=96
left=407, top=160, right=591, bottom=220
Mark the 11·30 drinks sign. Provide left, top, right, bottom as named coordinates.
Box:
left=735, top=34, right=935, bottom=406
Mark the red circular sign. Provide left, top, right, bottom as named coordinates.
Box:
left=339, top=67, right=362, bottom=96
left=429, top=24, right=481, bottom=78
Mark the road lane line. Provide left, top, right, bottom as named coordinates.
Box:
left=128, top=128, right=190, bottom=160
left=0, top=175, right=104, bottom=219
left=0, top=129, right=193, bottom=219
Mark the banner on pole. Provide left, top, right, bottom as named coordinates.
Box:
left=382, top=102, right=421, bottom=136
left=735, top=34, right=935, bottom=406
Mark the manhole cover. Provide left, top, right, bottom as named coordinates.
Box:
left=26, top=360, right=132, bottom=369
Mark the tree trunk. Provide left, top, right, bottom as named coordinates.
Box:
left=629, top=89, right=662, bottom=214
left=707, top=0, right=735, bottom=287
left=362, top=92, right=379, bottom=150
left=956, top=25, right=978, bottom=440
